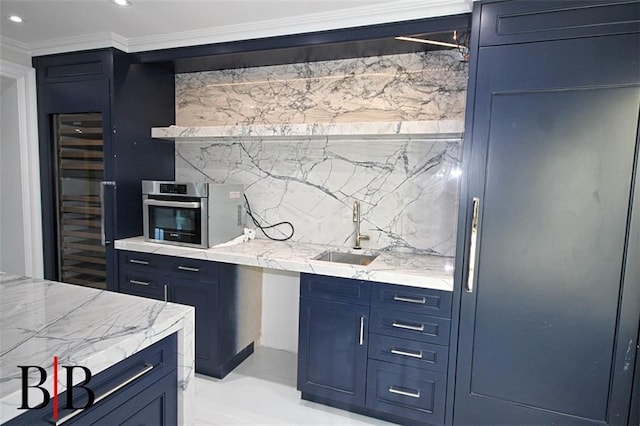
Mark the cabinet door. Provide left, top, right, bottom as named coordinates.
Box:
left=297, top=297, right=369, bottom=406
left=454, top=3, right=640, bottom=425
left=169, top=278, right=220, bottom=376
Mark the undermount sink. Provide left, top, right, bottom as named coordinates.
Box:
left=313, top=250, right=378, bottom=266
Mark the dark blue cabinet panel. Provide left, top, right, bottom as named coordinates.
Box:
left=366, top=360, right=446, bottom=425
left=117, top=251, right=252, bottom=378
left=370, top=308, right=450, bottom=346
left=298, top=297, right=369, bottom=406
left=454, top=2, right=640, bottom=425
left=300, top=273, right=370, bottom=305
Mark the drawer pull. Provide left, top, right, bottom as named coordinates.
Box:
left=129, top=279, right=150, bottom=286
left=390, top=348, right=423, bottom=359
left=359, top=316, right=365, bottom=346
left=393, top=295, right=426, bottom=305
left=388, top=386, right=420, bottom=399
left=52, top=364, right=154, bottom=425
left=392, top=321, right=425, bottom=332
left=178, top=265, right=200, bottom=272
left=129, top=259, right=149, bottom=265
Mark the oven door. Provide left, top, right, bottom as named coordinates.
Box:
left=143, top=197, right=207, bottom=248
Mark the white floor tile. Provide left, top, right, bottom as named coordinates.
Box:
left=192, top=347, right=393, bottom=425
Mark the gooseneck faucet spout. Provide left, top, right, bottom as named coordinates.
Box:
left=353, top=201, right=369, bottom=249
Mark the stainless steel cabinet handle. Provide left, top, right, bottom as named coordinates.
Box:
left=143, top=199, right=201, bottom=209
left=359, top=316, right=365, bottom=346
left=392, top=321, right=425, bottom=332
left=99, top=181, right=115, bottom=246
left=53, top=364, right=154, bottom=425
left=164, top=284, right=168, bottom=302
left=390, top=348, right=423, bottom=359
left=178, top=266, right=199, bottom=272
left=129, top=279, right=150, bottom=286
left=129, top=259, right=149, bottom=265
left=388, top=386, right=420, bottom=399
left=467, top=197, right=480, bottom=293
left=393, top=295, right=426, bottom=304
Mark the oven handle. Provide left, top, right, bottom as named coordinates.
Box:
left=143, top=199, right=201, bottom=209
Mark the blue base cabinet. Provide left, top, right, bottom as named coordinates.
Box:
left=6, top=334, right=178, bottom=426
left=298, top=273, right=452, bottom=425
left=117, top=250, right=254, bottom=378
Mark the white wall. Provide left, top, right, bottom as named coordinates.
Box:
left=0, top=78, right=26, bottom=275
left=260, top=269, right=300, bottom=353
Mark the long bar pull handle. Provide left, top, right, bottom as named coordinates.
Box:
left=392, top=321, right=425, bottom=332
left=359, top=316, right=365, bottom=346
left=164, top=284, right=168, bottom=302
left=129, top=259, right=149, bottom=265
left=129, top=279, right=150, bottom=286
left=99, top=181, right=116, bottom=246
left=143, top=199, right=201, bottom=209
left=388, top=386, right=420, bottom=399
left=178, top=266, right=200, bottom=272
left=391, top=348, right=424, bottom=359
left=53, top=364, right=154, bottom=425
left=467, top=197, right=480, bottom=293
left=393, top=295, right=426, bottom=305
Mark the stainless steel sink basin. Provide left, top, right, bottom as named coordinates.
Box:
left=313, top=250, right=378, bottom=266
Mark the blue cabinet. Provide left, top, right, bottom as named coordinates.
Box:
left=33, top=49, right=175, bottom=291
left=298, top=273, right=451, bottom=425
left=454, top=1, right=640, bottom=425
left=117, top=250, right=254, bottom=378
left=6, top=334, right=178, bottom=426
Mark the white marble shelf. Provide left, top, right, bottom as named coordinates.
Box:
left=115, top=237, right=455, bottom=292
left=151, top=120, right=464, bottom=141
left=0, top=274, right=195, bottom=424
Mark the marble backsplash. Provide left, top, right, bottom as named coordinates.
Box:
left=174, top=51, right=467, bottom=256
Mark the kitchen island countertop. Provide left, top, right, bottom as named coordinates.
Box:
left=115, top=237, right=455, bottom=292
left=0, top=273, right=195, bottom=424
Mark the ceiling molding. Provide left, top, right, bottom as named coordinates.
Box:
left=23, top=0, right=471, bottom=57
left=0, top=36, right=31, bottom=57
left=29, top=32, right=128, bottom=57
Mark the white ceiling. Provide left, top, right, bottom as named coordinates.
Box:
left=0, top=0, right=471, bottom=57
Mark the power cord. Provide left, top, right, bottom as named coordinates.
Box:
left=244, top=194, right=294, bottom=241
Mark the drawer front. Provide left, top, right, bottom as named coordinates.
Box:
left=371, top=308, right=450, bottom=345
left=171, top=258, right=218, bottom=282
left=119, top=251, right=166, bottom=272
left=300, top=273, right=370, bottom=305
left=366, top=360, right=446, bottom=425
left=369, top=334, right=448, bottom=373
left=371, top=283, right=451, bottom=318
left=119, top=270, right=165, bottom=300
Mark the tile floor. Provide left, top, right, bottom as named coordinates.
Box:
left=193, top=347, right=393, bottom=425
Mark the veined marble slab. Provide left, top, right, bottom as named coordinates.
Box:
left=115, top=237, right=455, bottom=292
left=0, top=274, right=195, bottom=425
left=152, top=120, right=464, bottom=140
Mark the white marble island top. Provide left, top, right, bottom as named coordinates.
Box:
left=115, top=237, right=455, bottom=292
left=0, top=273, right=195, bottom=424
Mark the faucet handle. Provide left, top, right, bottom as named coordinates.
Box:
left=353, top=201, right=360, bottom=222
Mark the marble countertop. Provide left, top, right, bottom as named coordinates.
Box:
left=115, top=237, right=455, bottom=292
left=0, top=273, right=195, bottom=424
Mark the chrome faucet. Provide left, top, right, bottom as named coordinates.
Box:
left=353, top=201, right=369, bottom=249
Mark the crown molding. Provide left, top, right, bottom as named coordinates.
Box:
left=0, top=36, right=31, bottom=56
left=29, top=32, right=128, bottom=57
left=22, top=0, right=472, bottom=57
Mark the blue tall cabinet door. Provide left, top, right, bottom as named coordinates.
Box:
left=454, top=1, right=640, bottom=425
left=298, top=297, right=369, bottom=406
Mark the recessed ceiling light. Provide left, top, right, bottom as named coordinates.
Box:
left=111, top=0, right=132, bottom=6
left=6, top=15, right=24, bottom=23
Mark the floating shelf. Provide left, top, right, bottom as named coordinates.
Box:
left=151, top=120, right=464, bottom=141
